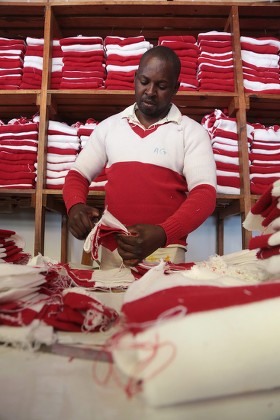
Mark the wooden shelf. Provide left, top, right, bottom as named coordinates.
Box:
left=1, top=1, right=279, bottom=261
left=47, top=90, right=238, bottom=122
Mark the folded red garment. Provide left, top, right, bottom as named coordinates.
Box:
left=0, top=59, right=23, bottom=68
left=250, top=165, right=280, bottom=174
left=0, top=151, right=37, bottom=162
left=0, top=171, right=36, bottom=180
left=106, top=58, right=140, bottom=67
left=217, top=175, right=240, bottom=188
left=199, top=83, right=234, bottom=92
left=47, top=147, right=78, bottom=155
left=250, top=152, right=280, bottom=161
left=59, top=81, right=103, bottom=89
left=0, top=122, right=38, bottom=134
left=60, top=36, right=103, bottom=46
left=158, top=35, right=196, bottom=44
left=244, top=74, right=280, bottom=84
left=199, top=40, right=232, bottom=48
left=241, top=42, right=279, bottom=55
left=105, top=35, right=145, bottom=46
left=62, top=50, right=104, bottom=58
left=199, top=45, right=232, bottom=54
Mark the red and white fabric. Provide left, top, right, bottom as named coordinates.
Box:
left=243, top=179, right=280, bottom=274
left=20, top=37, right=46, bottom=89
left=0, top=117, right=38, bottom=189
left=249, top=124, right=280, bottom=194
left=0, top=229, right=30, bottom=264
left=0, top=259, right=119, bottom=333
left=38, top=117, right=80, bottom=189
left=197, top=31, right=234, bottom=92
left=50, top=40, right=63, bottom=89
left=158, top=35, right=199, bottom=91
left=108, top=259, right=280, bottom=406
left=59, top=36, right=106, bottom=89
left=104, top=36, right=153, bottom=90
left=202, top=109, right=253, bottom=194
left=0, top=37, right=25, bottom=89
left=240, top=35, right=280, bottom=94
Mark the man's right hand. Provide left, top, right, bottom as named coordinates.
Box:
left=68, top=203, right=100, bottom=240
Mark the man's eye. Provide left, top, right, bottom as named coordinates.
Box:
left=159, top=85, right=167, bottom=90
left=140, top=79, right=148, bottom=85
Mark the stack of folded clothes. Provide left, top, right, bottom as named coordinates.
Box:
left=197, top=31, right=235, bottom=92
left=33, top=116, right=80, bottom=189
left=59, top=35, right=106, bottom=89
left=104, top=35, right=153, bottom=90
left=0, top=229, right=30, bottom=264
left=0, top=37, right=25, bottom=89
left=249, top=123, right=280, bottom=195
left=202, top=109, right=254, bottom=194
left=158, top=35, right=199, bottom=91
left=20, top=37, right=46, bottom=89
left=50, top=40, right=63, bottom=89
left=0, top=117, right=38, bottom=188
left=240, top=35, right=280, bottom=94
left=243, top=179, right=280, bottom=276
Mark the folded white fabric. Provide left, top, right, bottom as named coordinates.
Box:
left=111, top=260, right=280, bottom=407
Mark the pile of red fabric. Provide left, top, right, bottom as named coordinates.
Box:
left=158, top=35, right=199, bottom=91
left=197, top=31, right=234, bottom=92
left=0, top=37, right=25, bottom=89
left=104, top=35, right=152, bottom=90
left=0, top=229, right=30, bottom=264
left=0, top=117, right=38, bottom=188
left=243, top=179, right=280, bottom=275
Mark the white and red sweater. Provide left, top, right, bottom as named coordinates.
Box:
left=63, top=103, right=217, bottom=246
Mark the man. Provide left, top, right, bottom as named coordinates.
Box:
left=63, top=46, right=217, bottom=267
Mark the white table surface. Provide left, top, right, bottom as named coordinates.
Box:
left=1, top=345, right=280, bottom=420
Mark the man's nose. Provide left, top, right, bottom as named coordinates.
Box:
left=146, top=83, right=156, bottom=95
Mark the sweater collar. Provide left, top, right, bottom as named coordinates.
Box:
left=121, top=102, right=182, bottom=129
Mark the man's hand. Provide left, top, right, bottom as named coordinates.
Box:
left=116, top=224, right=166, bottom=266
left=68, top=203, right=100, bottom=240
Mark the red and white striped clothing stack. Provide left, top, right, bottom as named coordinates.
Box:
left=0, top=117, right=38, bottom=188
left=33, top=116, right=80, bottom=189
left=202, top=109, right=254, bottom=194
left=241, top=35, right=280, bottom=94
left=20, top=37, right=46, bottom=89
left=197, top=31, right=235, bottom=92
left=50, top=40, right=63, bottom=89
left=249, top=123, right=280, bottom=195
left=104, top=36, right=153, bottom=90
left=0, top=229, right=30, bottom=264
left=0, top=37, right=25, bottom=89
left=59, top=36, right=106, bottom=89
left=158, top=35, right=199, bottom=91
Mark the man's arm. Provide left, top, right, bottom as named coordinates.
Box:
left=63, top=170, right=100, bottom=240
left=158, top=183, right=217, bottom=246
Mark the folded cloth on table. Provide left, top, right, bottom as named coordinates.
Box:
left=108, top=260, right=280, bottom=407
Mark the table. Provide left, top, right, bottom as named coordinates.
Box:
left=1, top=345, right=280, bottom=420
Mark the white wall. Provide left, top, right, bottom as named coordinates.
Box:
left=1, top=209, right=242, bottom=264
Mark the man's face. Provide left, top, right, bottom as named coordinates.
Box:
left=134, top=55, right=179, bottom=124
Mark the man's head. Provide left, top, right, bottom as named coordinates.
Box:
left=134, top=46, right=181, bottom=126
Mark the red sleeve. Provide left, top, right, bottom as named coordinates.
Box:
left=63, top=170, right=90, bottom=213
left=158, top=184, right=216, bottom=246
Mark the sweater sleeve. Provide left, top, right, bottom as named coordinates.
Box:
left=158, top=183, right=216, bottom=246
left=63, top=169, right=90, bottom=213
